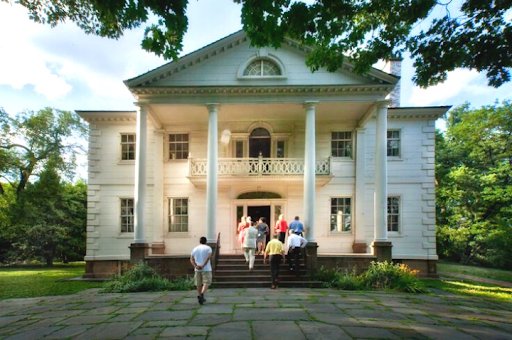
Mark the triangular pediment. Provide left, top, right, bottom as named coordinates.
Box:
left=125, top=30, right=398, bottom=90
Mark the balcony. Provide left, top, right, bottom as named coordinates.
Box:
left=188, top=157, right=332, bottom=188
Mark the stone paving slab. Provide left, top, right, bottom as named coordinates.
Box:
left=0, top=288, right=511, bottom=339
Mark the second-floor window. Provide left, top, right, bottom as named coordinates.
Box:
left=387, top=196, right=400, bottom=232
left=331, top=131, right=353, bottom=158
left=169, top=198, right=188, bottom=232
left=120, top=198, right=134, bottom=233
left=169, top=133, right=189, bottom=160
left=330, top=197, right=352, bottom=232
left=387, top=130, right=401, bottom=157
left=121, top=134, right=136, bottom=160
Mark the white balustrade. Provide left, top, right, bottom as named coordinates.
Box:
left=189, top=157, right=330, bottom=176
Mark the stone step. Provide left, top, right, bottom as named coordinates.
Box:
left=212, top=254, right=319, bottom=288
left=212, top=280, right=323, bottom=288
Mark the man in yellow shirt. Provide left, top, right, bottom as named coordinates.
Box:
left=264, top=234, right=285, bottom=289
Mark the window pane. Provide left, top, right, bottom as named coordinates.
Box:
left=243, top=59, right=281, bottom=76
left=330, top=197, right=352, bottom=232
left=387, top=130, right=400, bottom=157
left=235, top=141, right=244, bottom=158
left=276, top=140, right=285, bottom=158
left=387, top=196, right=400, bottom=232
left=169, top=198, right=188, bottom=232
left=331, top=131, right=352, bottom=158
left=121, top=134, right=136, bottom=160
left=169, top=133, right=189, bottom=159
left=120, top=198, right=134, bottom=233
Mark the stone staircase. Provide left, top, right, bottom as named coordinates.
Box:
left=212, top=254, right=322, bottom=288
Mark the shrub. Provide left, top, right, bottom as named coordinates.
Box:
left=361, top=261, right=426, bottom=293
left=315, top=261, right=425, bottom=293
left=102, top=263, right=194, bottom=293
left=314, top=266, right=364, bottom=290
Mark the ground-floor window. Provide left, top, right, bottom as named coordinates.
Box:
left=387, top=196, right=400, bottom=232
left=169, top=198, right=188, bottom=232
left=330, top=197, right=352, bottom=232
left=120, top=198, right=134, bottom=232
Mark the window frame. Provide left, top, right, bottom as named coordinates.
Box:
left=120, top=133, right=136, bottom=161
left=168, top=133, right=189, bottom=160
left=329, top=196, right=352, bottom=233
left=387, top=196, right=401, bottom=233
left=168, top=197, right=189, bottom=233
left=120, top=198, right=134, bottom=233
left=387, top=129, right=401, bottom=158
left=238, top=54, right=286, bottom=79
left=331, top=131, right=353, bottom=158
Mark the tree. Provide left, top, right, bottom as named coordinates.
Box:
left=4, top=159, right=87, bottom=266
left=436, top=101, right=512, bottom=268
left=0, top=108, right=86, bottom=197
left=7, top=0, right=511, bottom=87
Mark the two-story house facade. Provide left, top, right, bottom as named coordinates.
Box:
left=78, top=31, right=448, bottom=278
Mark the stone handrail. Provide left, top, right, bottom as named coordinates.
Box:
left=189, top=157, right=330, bottom=176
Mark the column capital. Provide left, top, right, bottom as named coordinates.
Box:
left=303, top=101, right=319, bottom=109
left=375, top=100, right=391, bottom=109
left=206, top=103, right=220, bottom=112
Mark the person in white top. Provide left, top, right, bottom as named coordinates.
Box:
left=190, top=236, right=212, bottom=305
left=286, top=232, right=308, bottom=273
left=242, top=217, right=258, bottom=270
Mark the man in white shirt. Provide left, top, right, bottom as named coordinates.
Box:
left=286, top=231, right=308, bottom=273
left=190, top=236, right=212, bottom=305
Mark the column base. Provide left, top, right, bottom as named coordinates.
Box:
left=371, top=241, right=392, bottom=262
left=304, top=242, right=319, bottom=273
left=130, top=243, right=150, bottom=263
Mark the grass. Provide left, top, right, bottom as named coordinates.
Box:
left=0, top=262, right=103, bottom=300
left=437, top=261, right=512, bottom=283
left=423, top=279, right=512, bottom=303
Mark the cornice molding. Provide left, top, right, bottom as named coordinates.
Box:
left=77, top=111, right=136, bottom=123
left=131, top=84, right=393, bottom=98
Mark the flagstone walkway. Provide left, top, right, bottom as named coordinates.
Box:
left=0, top=288, right=511, bottom=339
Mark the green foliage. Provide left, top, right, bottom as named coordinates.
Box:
left=315, top=261, right=425, bottom=293
left=436, top=101, right=512, bottom=269
left=102, top=263, right=194, bottom=293
left=0, top=108, right=87, bottom=265
left=423, top=279, right=512, bottom=303
left=361, top=261, right=425, bottom=293
left=10, top=1, right=512, bottom=87
left=0, top=108, right=86, bottom=195
left=0, top=262, right=103, bottom=300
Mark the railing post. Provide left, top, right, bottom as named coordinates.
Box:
left=258, top=153, right=263, bottom=176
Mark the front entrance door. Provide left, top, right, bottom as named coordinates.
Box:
left=247, top=205, right=271, bottom=244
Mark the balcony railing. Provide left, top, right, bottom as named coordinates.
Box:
left=189, top=157, right=331, bottom=177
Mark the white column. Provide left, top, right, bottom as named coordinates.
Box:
left=304, top=101, right=317, bottom=241
left=374, top=102, right=388, bottom=241
left=354, top=128, right=366, bottom=242
left=206, top=104, right=219, bottom=241
left=134, top=105, right=148, bottom=243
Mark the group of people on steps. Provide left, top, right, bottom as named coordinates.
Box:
left=238, top=214, right=308, bottom=289
left=189, top=214, right=309, bottom=306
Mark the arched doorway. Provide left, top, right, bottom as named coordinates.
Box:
left=249, top=127, right=271, bottom=157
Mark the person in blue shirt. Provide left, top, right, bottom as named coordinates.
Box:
left=288, top=216, right=305, bottom=236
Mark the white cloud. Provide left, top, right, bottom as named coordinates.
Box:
left=408, top=69, right=480, bottom=106
left=0, top=3, right=73, bottom=100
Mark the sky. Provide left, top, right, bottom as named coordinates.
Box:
left=1, top=0, right=511, bottom=118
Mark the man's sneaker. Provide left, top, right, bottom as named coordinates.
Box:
left=197, top=296, right=204, bottom=305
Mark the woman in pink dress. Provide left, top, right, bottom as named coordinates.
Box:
left=237, top=216, right=248, bottom=250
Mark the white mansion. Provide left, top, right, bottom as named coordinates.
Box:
left=78, top=30, right=448, bottom=277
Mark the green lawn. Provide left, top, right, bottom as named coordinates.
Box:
left=0, top=262, right=104, bottom=300
left=437, top=261, right=512, bottom=283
